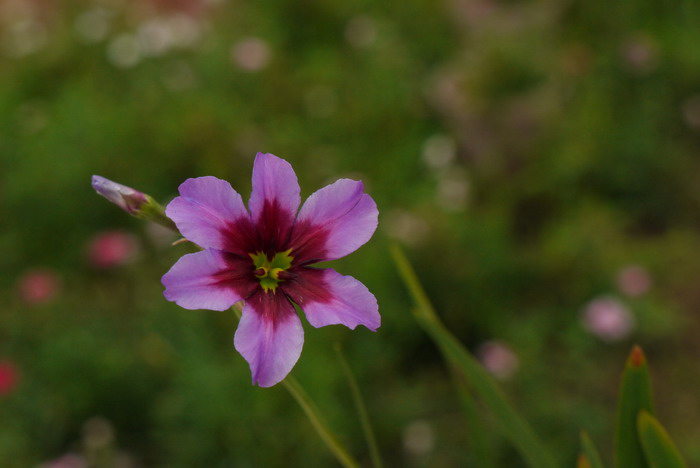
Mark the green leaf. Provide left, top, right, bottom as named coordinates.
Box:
left=579, top=431, right=605, bottom=468
left=391, top=244, right=558, bottom=468
left=637, top=410, right=687, bottom=468
left=615, top=346, right=654, bottom=468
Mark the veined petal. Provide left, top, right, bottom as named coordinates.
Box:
left=248, top=153, right=300, bottom=252
left=162, top=249, right=257, bottom=311
left=284, top=268, right=380, bottom=331
left=234, top=292, right=304, bottom=387
left=166, top=176, right=255, bottom=255
left=291, top=179, right=378, bottom=263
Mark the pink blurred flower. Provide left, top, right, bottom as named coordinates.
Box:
left=476, top=340, right=519, bottom=380
left=0, top=360, right=20, bottom=396
left=87, top=231, right=139, bottom=269
left=231, top=37, right=271, bottom=71
left=41, top=454, right=87, bottom=468
left=582, top=296, right=634, bottom=342
left=17, top=268, right=59, bottom=304
left=617, top=265, right=652, bottom=298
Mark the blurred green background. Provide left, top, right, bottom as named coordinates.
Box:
left=3, top=0, right=700, bottom=466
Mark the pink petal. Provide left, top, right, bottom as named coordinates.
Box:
left=291, top=179, right=378, bottom=262
left=166, top=176, right=255, bottom=255
left=162, top=249, right=257, bottom=311
left=284, top=268, right=380, bottom=331
left=234, top=292, right=304, bottom=387
left=248, top=153, right=301, bottom=252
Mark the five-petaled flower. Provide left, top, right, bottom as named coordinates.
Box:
left=161, top=153, right=380, bottom=387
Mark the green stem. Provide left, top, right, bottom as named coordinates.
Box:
left=390, top=244, right=558, bottom=468
left=231, top=303, right=360, bottom=468
left=335, top=343, right=384, bottom=468
left=282, top=376, right=360, bottom=468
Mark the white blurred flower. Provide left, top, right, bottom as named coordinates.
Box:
left=422, top=134, right=457, bottom=170
left=477, top=340, right=519, bottom=380
left=3, top=19, right=47, bottom=56
left=74, top=7, right=114, bottom=43
left=582, top=296, right=635, bottom=342
left=682, top=94, right=700, bottom=132
left=231, top=37, right=270, bottom=71
left=436, top=169, right=470, bottom=212
left=107, top=33, right=141, bottom=68
left=402, top=420, right=435, bottom=458
left=384, top=209, right=429, bottom=246
left=137, top=19, right=175, bottom=56
left=345, top=16, right=377, bottom=48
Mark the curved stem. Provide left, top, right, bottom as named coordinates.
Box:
left=335, top=343, right=384, bottom=468
left=282, top=376, right=360, bottom=468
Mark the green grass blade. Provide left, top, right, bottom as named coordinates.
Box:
left=615, top=346, right=654, bottom=468
left=335, top=343, right=384, bottom=468
left=637, top=410, right=687, bottom=468
left=390, top=244, right=558, bottom=468
left=579, top=431, right=605, bottom=468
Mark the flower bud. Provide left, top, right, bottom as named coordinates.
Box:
left=91, top=175, right=177, bottom=231
left=92, top=175, right=147, bottom=215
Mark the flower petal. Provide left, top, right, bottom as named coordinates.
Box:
left=166, top=176, right=255, bottom=255
left=284, top=268, right=380, bottom=331
left=248, top=153, right=301, bottom=252
left=234, top=292, right=304, bottom=387
left=291, top=179, right=378, bottom=263
left=162, top=249, right=257, bottom=311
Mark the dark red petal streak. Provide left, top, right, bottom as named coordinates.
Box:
left=212, top=253, right=260, bottom=298
left=255, top=199, right=295, bottom=255
left=281, top=267, right=333, bottom=307
left=287, top=220, right=329, bottom=265
left=222, top=216, right=257, bottom=256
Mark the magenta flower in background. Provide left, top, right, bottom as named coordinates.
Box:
left=0, top=360, right=19, bottom=397
left=87, top=231, right=139, bottom=269
left=162, top=153, right=380, bottom=387
left=17, top=268, right=60, bottom=305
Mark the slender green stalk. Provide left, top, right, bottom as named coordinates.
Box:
left=451, top=370, right=495, bottom=468
left=231, top=304, right=360, bottom=468
left=282, top=376, right=360, bottom=468
left=390, top=244, right=558, bottom=468
left=335, top=343, right=384, bottom=468
left=580, top=431, right=606, bottom=468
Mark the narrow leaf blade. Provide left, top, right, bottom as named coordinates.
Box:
left=637, top=410, right=687, bottom=468
left=579, top=431, right=605, bottom=468
left=615, top=346, right=654, bottom=468
left=391, top=245, right=558, bottom=468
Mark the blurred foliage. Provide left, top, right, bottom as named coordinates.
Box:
left=2, top=0, right=700, bottom=466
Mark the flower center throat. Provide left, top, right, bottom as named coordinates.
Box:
left=249, top=249, right=293, bottom=293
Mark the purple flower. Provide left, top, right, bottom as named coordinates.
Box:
left=162, top=153, right=380, bottom=387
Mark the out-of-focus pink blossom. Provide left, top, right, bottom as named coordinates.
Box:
left=231, top=37, right=270, bottom=71
left=617, top=265, right=652, bottom=298
left=620, top=34, right=659, bottom=74
left=0, top=360, right=20, bottom=396
left=18, top=268, right=59, bottom=304
left=582, top=296, right=634, bottom=342
left=87, top=231, right=139, bottom=269
left=40, top=454, right=87, bottom=468
left=476, top=340, right=519, bottom=380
